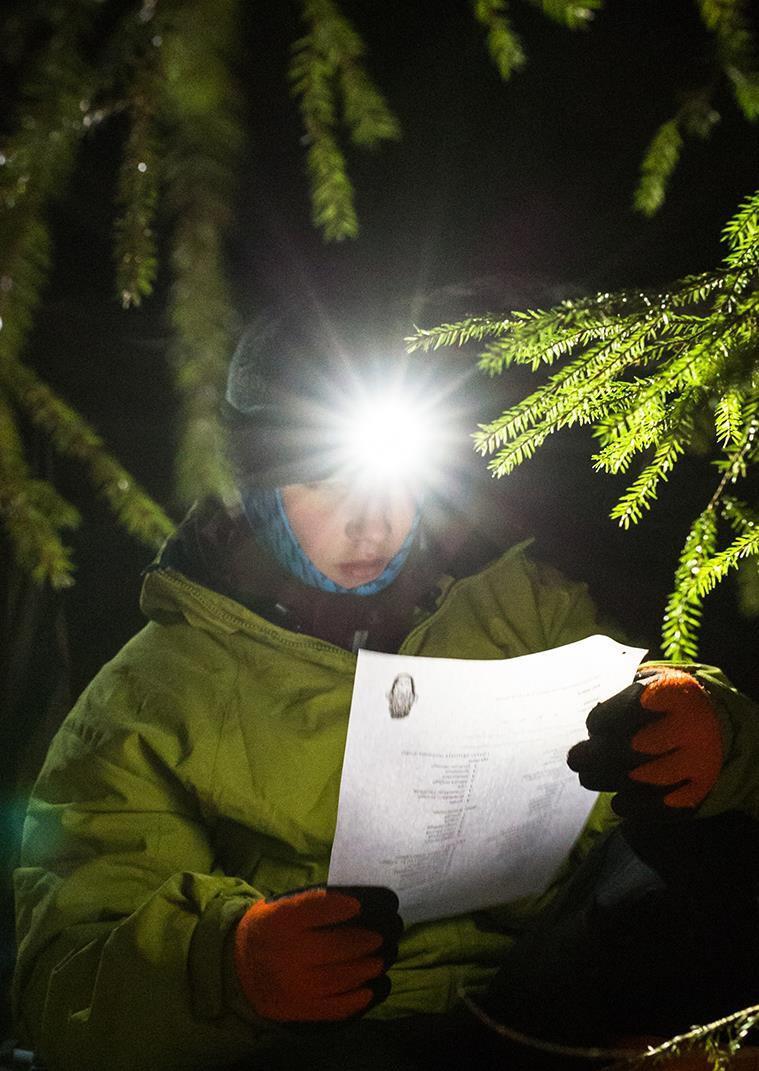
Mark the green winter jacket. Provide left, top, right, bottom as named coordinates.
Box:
left=12, top=541, right=757, bottom=1071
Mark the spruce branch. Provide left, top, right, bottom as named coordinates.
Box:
left=472, top=0, right=527, bottom=81
left=0, top=214, right=51, bottom=367
left=714, top=388, right=745, bottom=445
left=0, top=473, right=77, bottom=589
left=0, top=3, right=103, bottom=368
left=629, top=1, right=759, bottom=214
left=406, top=315, right=516, bottom=352
left=291, top=0, right=398, bottom=240
left=697, top=0, right=759, bottom=120
left=406, top=271, right=750, bottom=364
left=662, top=508, right=719, bottom=660
left=462, top=987, right=759, bottom=1068
left=633, top=373, right=757, bottom=649
left=522, top=0, right=602, bottom=30
left=409, top=189, right=759, bottom=658
left=592, top=388, right=665, bottom=474
left=472, top=314, right=673, bottom=463
left=0, top=2, right=99, bottom=208
left=722, top=189, right=759, bottom=266
left=168, top=213, right=238, bottom=505
left=158, top=0, right=243, bottom=504
left=707, top=399, right=759, bottom=511
left=609, top=434, right=689, bottom=528
left=593, top=311, right=748, bottom=472
left=621, top=999, right=759, bottom=1069
left=635, top=116, right=685, bottom=218
left=113, top=22, right=164, bottom=312
left=0, top=393, right=78, bottom=589
left=685, top=413, right=759, bottom=607
left=695, top=523, right=759, bottom=601
left=307, top=126, right=359, bottom=241
left=339, top=62, right=400, bottom=148
left=2, top=359, right=174, bottom=550
left=467, top=0, right=758, bottom=214
left=305, top=0, right=401, bottom=150
left=290, top=25, right=357, bottom=240
left=634, top=93, right=721, bottom=217
left=0, top=2, right=179, bottom=587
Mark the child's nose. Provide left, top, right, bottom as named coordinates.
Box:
left=345, top=499, right=391, bottom=542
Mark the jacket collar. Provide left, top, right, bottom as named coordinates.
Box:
left=150, top=498, right=460, bottom=653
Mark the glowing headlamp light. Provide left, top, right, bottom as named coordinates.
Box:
left=329, top=390, right=436, bottom=490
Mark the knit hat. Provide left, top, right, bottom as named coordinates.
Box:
left=224, top=312, right=436, bottom=592
left=224, top=314, right=347, bottom=488
left=224, top=311, right=461, bottom=490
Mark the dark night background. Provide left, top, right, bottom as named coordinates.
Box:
left=2, top=0, right=759, bottom=1037
left=7, top=0, right=759, bottom=784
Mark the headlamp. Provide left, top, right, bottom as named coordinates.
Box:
left=225, top=320, right=466, bottom=492
left=330, top=390, right=435, bottom=490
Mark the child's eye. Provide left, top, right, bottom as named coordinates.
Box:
left=305, top=479, right=348, bottom=494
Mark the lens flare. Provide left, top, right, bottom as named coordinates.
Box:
left=332, top=390, right=434, bottom=489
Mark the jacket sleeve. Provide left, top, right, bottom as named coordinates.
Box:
left=12, top=669, right=283, bottom=1071
left=527, top=555, right=628, bottom=651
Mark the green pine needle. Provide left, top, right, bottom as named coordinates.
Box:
left=472, top=0, right=526, bottom=81
left=698, top=0, right=759, bottom=120
left=634, top=118, right=684, bottom=217
left=408, top=189, right=759, bottom=659
left=291, top=0, right=399, bottom=240
left=524, top=0, right=602, bottom=30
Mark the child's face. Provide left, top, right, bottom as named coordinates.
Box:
left=280, top=480, right=417, bottom=588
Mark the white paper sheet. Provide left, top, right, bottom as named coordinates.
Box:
left=328, top=634, right=646, bottom=926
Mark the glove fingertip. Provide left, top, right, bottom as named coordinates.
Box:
left=329, top=885, right=399, bottom=912
left=566, top=740, right=588, bottom=771
left=330, top=885, right=404, bottom=941
left=585, top=682, right=646, bottom=733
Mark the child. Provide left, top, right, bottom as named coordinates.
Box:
left=13, top=320, right=759, bottom=1070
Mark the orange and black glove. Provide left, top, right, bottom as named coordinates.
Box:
left=567, top=668, right=724, bottom=818
left=233, top=884, right=403, bottom=1023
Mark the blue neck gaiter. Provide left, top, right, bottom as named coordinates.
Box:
left=240, top=487, right=420, bottom=596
